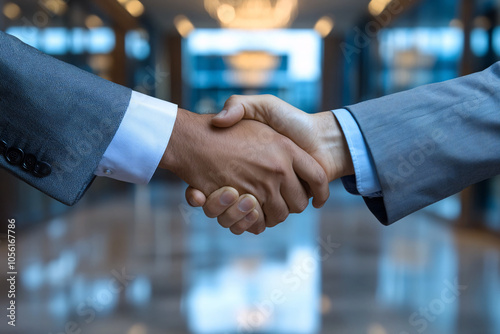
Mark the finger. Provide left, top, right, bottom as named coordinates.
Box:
left=217, top=194, right=258, bottom=228
left=280, top=171, right=310, bottom=214
left=185, top=186, right=206, bottom=207
left=246, top=213, right=266, bottom=235
left=262, top=189, right=290, bottom=228
left=229, top=210, right=261, bottom=235
left=291, top=147, right=330, bottom=209
left=202, top=187, right=239, bottom=218
left=247, top=199, right=266, bottom=234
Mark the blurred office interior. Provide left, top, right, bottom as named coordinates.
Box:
left=0, top=0, right=499, bottom=333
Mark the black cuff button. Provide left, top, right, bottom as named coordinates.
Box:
left=5, top=147, right=24, bottom=166
left=22, top=154, right=37, bottom=172
left=33, top=161, right=52, bottom=178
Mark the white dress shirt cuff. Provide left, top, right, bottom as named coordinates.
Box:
left=332, top=108, right=382, bottom=197
left=95, top=91, right=177, bottom=184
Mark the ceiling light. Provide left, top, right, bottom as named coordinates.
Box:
left=368, top=0, right=392, bottom=16
left=227, top=51, right=279, bottom=71
left=3, top=2, right=21, bottom=20
left=217, top=4, right=236, bottom=24
left=449, top=19, right=463, bottom=29
left=474, top=16, right=491, bottom=30
left=205, top=0, right=298, bottom=29
left=40, top=0, right=68, bottom=16
left=174, top=15, right=195, bottom=38
left=314, top=16, right=334, bottom=38
left=125, top=0, right=145, bottom=17
left=85, top=14, right=104, bottom=29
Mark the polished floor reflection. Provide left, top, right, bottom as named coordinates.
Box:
left=1, top=180, right=499, bottom=334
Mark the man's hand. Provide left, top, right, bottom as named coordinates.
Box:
left=160, top=108, right=330, bottom=235
left=212, top=95, right=354, bottom=181
left=185, top=95, right=355, bottom=233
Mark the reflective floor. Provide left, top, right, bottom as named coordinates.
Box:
left=1, top=180, right=499, bottom=334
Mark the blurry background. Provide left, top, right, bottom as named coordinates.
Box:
left=1, top=0, right=500, bottom=333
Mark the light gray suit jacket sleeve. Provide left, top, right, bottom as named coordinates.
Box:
left=345, top=62, right=500, bottom=225
left=0, top=31, right=132, bottom=205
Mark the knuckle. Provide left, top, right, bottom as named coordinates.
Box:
left=230, top=225, right=245, bottom=235
left=203, top=206, right=218, bottom=219
left=226, top=95, right=241, bottom=105
left=296, top=199, right=309, bottom=214
left=263, top=94, right=277, bottom=102
left=217, top=216, right=233, bottom=228
left=274, top=209, right=289, bottom=224
left=312, top=168, right=328, bottom=187
left=247, top=225, right=260, bottom=235
left=271, top=162, right=287, bottom=177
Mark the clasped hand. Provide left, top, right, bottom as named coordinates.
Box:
left=161, top=95, right=354, bottom=235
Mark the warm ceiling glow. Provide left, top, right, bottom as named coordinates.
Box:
left=3, top=2, right=21, bottom=20
left=125, top=0, right=145, bottom=17
left=314, top=16, right=334, bottom=37
left=217, top=4, right=236, bottom=24
left=85, top=14, right=104, bottom=28
left=474, top=16, right=491, bottom=30
left=227, top=51, right=279, bottom=71
left=205, top=0, right=298, bottom=29
left=40, top=0, right=68, bottom=16
left=368, top=0, right=392, bottom=16
left=449, top=19, right=464, bottom=29
left=174, top=15, right=195, bottom=38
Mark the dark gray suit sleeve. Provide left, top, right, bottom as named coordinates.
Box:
left=345, top=62, right=500, bottom=225
left=0, top=31, right=132, bottom=205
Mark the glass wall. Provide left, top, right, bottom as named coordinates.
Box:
left=183, top=29, right=323, bottom=114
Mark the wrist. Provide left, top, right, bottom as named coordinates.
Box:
left=159, top=108, right=192, bottom=172
left=314, top=112, right=354, bottom=182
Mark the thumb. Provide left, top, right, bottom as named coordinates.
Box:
left=185, top=186, right=207, bottom=207
left=211, top=103, right=245, bottom=128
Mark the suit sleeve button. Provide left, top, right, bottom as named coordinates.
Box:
left=22, top=154, right=37, bottom=172
left=5, top=147, right=24, bottom=165
left=33, top=161, right=52, bottom=177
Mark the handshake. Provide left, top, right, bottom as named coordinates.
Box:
left=160, top=95, right=355, bottom=235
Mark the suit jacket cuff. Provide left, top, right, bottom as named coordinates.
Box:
left=332, top=109, right=382, bottom=198
left=95, top=91, right=177, bottom=184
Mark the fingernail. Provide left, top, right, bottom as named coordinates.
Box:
left=220, top=190, right=237, bottom=206
left=188, top=197, right=198, bottom=207
left=213, top=109, right=228, bottom=119
left=238, top=197, right=255, bottom=212
left=245, top=210, right=259, bottom=223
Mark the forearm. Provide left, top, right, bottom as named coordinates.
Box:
left=346, top=61, right=500, bottom=224
left=0, top=31, right=130, bottom=205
